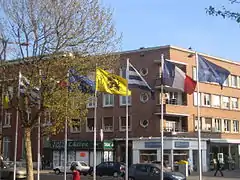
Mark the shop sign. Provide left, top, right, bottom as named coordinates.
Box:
left=104, top=140, right=114, bottom=149
left=50, top=140, right=103, bottom=149
left=145, top=142, right=161, bottom=148
left=174, top=142, right=189, bottom=148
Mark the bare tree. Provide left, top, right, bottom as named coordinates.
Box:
left=0, top=0, right=120, bottom=180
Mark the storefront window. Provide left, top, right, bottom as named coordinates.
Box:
left=139, top=150, right=157, bottom=163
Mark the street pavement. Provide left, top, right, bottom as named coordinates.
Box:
left=14, top=169, right=240, bottom=180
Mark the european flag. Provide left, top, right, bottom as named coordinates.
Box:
left=69, top=69, right=95, bottom=94
left=198, top=55, right=230, bottom=88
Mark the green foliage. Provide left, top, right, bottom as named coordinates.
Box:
left=206, top=0, right=240, bottom=23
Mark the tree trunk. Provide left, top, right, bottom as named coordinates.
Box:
left=24, top=127, right=34, bottom=180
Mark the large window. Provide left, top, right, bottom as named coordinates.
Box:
left=214, top=118, right=221, bottom=132
left=224, top=119, right=231, bottom=132
left=103, top=94, right=114, bottom=107
left=231, top=75, right=237, bottom=87
left=233, top=120, right=239, bottom=133
left=194, top=117, right=202, bottom=131
left=231, top=97, right=238, bottom=109
left=211, top=95, right=220, bottom=108
left=87, top=96, right=96, bottom=108
left=202, top=117, right=212, bottom=131
left=86, top=118, right=94, bottom=132
left=3, top=137, right=10, bottom=159
left=139, top=150, right=157, bottom=163
left=70, top=119, right=81, bottom=133
left=193, top=92, right=201, bottom=106
left=120, top=96, right=131, bottom=106
left=102, top=117, right=114, bottom=132
left=222, top=96, right=230, bottom=109
left=119, top=116, right=132, bottom=131
left=202, top=93, right=210, bottom=106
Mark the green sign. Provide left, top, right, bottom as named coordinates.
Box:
left=104, top=140, right=114, bottom=149
left=50, top=140, right=103, bottom=149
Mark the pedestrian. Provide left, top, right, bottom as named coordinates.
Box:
left=41, top=155, right=45, bottom=170
left=214, top=158, right=223, bottom=177
left=71, top=164, right=80, bottom=180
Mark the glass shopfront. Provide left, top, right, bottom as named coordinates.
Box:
left=139, top=150, right=157, bottom=163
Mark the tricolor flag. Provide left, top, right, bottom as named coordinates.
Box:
left=163, top=60, right=196, bottom=94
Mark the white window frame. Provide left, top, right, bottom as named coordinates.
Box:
left=231, top=75, right=237, bottom=87
left=3, top=136, right=10, bottom=158
left=103, top=94, right=114, bottom=107
left=211, top=94, right=220, bottom=108
left=119, top=116, right=132, bottom=132
left=43, top=111, right=52, bottom=127
left=86, top=118, right=94, bottom=132
left=165, top=121, right=176, bottom=132
left=214, top=118, right=221, bottom=132
left=202, top=117, right=212, bottom=132
left=3, top=112, right=11, bottom=127
left=224, top=119, right=231, bottom=132
left=194, top=116, right=202, bottom=131
left=119, top=96, right=132, bottom=106
left=70, top=119, right=81, bottom=133
left=231, top=97, right=238, bottom=109
left=87, top=96, right=96, bottom=108
left=193, top=92, right=201, bottom=106
left=192, top=67, right=196, bottom=81
left=233, top=120, right=239, bottom=133
left=102, top=117, right=114, bottom=132
left=222, top=96, right=230, bottom=109
left=202, top=93, right=211, bottom=107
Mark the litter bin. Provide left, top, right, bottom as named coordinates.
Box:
left=178, top=160, right=188, bottom=177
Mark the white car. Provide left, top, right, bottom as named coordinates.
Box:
left=53, top=161, right=90, bottom=176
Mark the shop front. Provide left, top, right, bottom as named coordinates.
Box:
left=50, top=140, right=104, bottom=167
left=132, top=137, right=208, bottom=172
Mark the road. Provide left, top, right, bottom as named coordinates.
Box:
left=37, top=170, right=240, bottom=180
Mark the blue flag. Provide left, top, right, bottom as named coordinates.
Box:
left=69, top=69, right=95, bottom=94
left=198, top=55, right=230, bottom=88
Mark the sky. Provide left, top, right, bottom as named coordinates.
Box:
left=102, top=0, right=240, bottom=62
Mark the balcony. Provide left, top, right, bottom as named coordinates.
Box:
left=163, top=116, right=188, bottom=136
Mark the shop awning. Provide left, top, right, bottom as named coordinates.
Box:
left=210, top=139, right=240, bottom=144
left=154, top=112, right=189, bottom=117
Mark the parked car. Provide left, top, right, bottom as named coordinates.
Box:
left=53, top=161, right=90, bottom=176
left=0, top=161, right=27, bottom=180
left=89, top=161, right=125, bottom=177
left=128, top=163, right=186, bottom=180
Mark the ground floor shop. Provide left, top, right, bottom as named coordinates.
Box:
left=132, top=137, right=208, bottom=172
left=45, top=140, right=114, bottom=167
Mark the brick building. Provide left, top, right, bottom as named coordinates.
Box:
left=2, top=45, right=240, bottom=171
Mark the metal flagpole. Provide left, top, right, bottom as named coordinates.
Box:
left=93, top=64, right=98, bottom=180
left=125, top=58, right=130, bottom=180
left=160, top=54, right=164, bottom=180
left=195, top=52, right=202, bottom=180
left=64, top=71, right=69, bottom=180
left=37, top=69, right=42, bottom=180
left=13, top=71, right=21, bottom=180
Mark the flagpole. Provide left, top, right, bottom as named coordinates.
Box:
left=37, top=69, right=42, bottom=180
left=93, top=64, right=98, bottom=180
left=125, top=58, right=130, bottom=180
left=160, top=54, right=164, bottom=180
left=64, top=71, right=69, bottom=180
left=13, top=71, right=21, bottom=180
left=195, top=52, right=202, bottom=180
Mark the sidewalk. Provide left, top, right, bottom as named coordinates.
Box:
left=190, top=169, right=240, bottom=179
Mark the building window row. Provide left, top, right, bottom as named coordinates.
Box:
left=193, top=67, right=240, bottom=88
left=70, top=116, right=132, bottom=133
left=195, top=117, right=239, bottom=133
left=193, top=92, right=239, bottom=110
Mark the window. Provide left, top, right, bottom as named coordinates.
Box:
left=166, top=92, right=179, bottom=105
left=4, top=112, right=11, bottom=127
left=223, top=77, right=229, bottom=86
left=119, top=116, right=131, bottom=131
left=214, top=118, right=221, bottom=132
left=87, top=96, right=95, bottom=108
left=43, top=111, right=51, bottom=126
left=211, top=95, right=220, bottom=108
left=222, top=96, right=230, bottom=109
left=103, top=94, right=114, bottom=107
left=3, top=137, right=10, bottom=159
left=202, top=117, right=212, bottom=131
left=86, top=118, right=94, bottom=132
left=139, top=150, right=157, bottom=163
left=165, top=121, right=176, bottom=132
left=102, top=117, right=114, bottom=132
left=233, top=120, right=239, bottom=133
left=119, top=96, right=131, bottom=106
left=192, top=67, right=196, bottom=81
left=224, top=119, right=231, bottom=132
left=194, top=116, right=202, bottom=130
left=202, top=93, right=211, bottom=106
left=231, top=97, right=238, bottom=109
left=70, top=119, right=81, bottom=133
left=193, top=92, right=201, bottom=106
left=231, top=75, right=237, bottom=87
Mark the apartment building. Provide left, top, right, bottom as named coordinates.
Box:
left=1, top=45, right=240, bottom=171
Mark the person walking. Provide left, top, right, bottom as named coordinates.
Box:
left=71, top=164, right=81, bottom=180
left=214, top=158, right=223, bottom=177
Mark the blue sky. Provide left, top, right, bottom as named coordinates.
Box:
left=102, top=0, right=240, bottom=61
